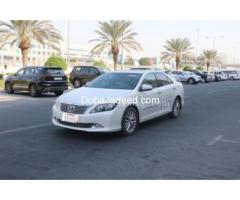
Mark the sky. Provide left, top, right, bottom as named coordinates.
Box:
left=52, top=20, right=240, bottom=63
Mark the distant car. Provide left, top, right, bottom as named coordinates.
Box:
left=221, top=70, right=240, bottom=80
left=69, top=66, right=110, bottom=88
left=188, top=70, right=213, bottom=83
left=52, top=70, right=184, bottom=135
left=164, top=71, right=181, bottom=82
left=203, top=71, right=216, bottom=82
left=171, top=71, right=201, bottom=84
left=4, top=66, right=68, bottom=97
left=214, top=71, right=228, bottom=81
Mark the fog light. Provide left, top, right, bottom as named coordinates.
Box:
left=91, top=123, right=104, bottom=128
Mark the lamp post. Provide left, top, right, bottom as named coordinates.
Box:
left=195, top=28, right=200, bottom=56
left=67, top=20, right=70, bottom=68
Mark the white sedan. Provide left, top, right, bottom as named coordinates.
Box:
left=52, top=70, right=184, bottom=135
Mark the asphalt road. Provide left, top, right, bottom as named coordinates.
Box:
left=0, top=81, right=240, bottom=179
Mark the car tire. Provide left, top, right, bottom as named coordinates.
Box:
left=54, top=91, right=64, bottom=96
left=5, top=82, right=14, bottom=94
left=121, top=106, right=139, bottom=136
left=29, top=84, right=39, bottom=97
left=169, top=98, right=181, bottom=119
left=187, top=78, right=194, bottom=84
left=73, top=79, right=81, bottom=88
left=230, top=77, right=234, bottom=81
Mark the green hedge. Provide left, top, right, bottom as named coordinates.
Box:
left=183, top=65, right=193, bottom=71
left=45, top=56, right=67, bottom=70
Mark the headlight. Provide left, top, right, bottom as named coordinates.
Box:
left=90, top=103, right=117, bottom=113
left=55, top=98, right=60, bottom=110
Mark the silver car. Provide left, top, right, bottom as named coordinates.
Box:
left=171, top=71, right=202, bottom=84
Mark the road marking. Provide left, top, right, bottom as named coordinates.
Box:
left=221, top=139, right=240, bottom=144
left=0, top=123, right=52, bottom=135
left=207, top=135, right=223, bottom=146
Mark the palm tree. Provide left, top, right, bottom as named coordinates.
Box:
left=162, top=38, right=193, bottom=70
left=89, top=20, right=142, bottom=70
left=201, top=50, right=218, bottom=71
left=0, top=20, right=62, bottom=66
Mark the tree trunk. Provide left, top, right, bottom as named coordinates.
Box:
left=113, top=53, right=118, bottom=71
left=21, top=48, right=29, bottom=67
left=207, top=61, right=210, bottom=71
left=176, top=56, right=180, bottom=70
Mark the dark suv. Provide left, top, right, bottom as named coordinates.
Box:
left=5, top=66, right=68, bottom=97
left=69, top=66, right=109, bottom=88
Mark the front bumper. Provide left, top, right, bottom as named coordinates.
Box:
left=52, top=104, right=123, bottom=132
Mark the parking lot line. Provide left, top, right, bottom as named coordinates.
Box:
left=0, top=122, right=52, bottom=135
left=207, top=135, right=223, bottom=146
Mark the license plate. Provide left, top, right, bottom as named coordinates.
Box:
left=62, top=113, right=78, bottom=123
left=54, top=77, right=62, bottom=81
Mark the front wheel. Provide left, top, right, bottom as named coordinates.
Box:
left=5, top=82, right=14, bottom=94
left=54, top=91, right=64, bottom=96
left=29, top=84, right=39, bottom=97
left=169, top=98, right=181, bottom=118
left=121, top=107, right=139, bottom=136
left=187, top=78, right=194, bottom=84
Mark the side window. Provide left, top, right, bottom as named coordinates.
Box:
left=24, top=68, right=35, bottom=75
left=16, top=69, right=25, bottom=76
left=90, top=67, right=98, bottom=74
left=142, top=73, right=157, bottom=88
left=74, top=66, right=81, bottom=72
left=80, top=67, right=90, bottom=74
left=155, top=73, right=172, bottom=87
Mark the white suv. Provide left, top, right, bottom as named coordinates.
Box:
left=222, top=70, right=240, bottom=80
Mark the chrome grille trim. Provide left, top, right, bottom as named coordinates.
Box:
left=60, top=103, right=89, bottom=114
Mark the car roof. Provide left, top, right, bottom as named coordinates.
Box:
left=109, top=70, right=165, bottom=74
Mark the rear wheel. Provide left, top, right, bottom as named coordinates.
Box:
left=121, top=107, right=139, bottom=136
left=5, top=82, right=14, bottom=94
left=230, top=77, right=234, bottom=80
left=73, top=79, right=81, bottom=88
left=169, top=98, right=181, bottom=118
left=54, top=91, right=64, bottom=96
left=29, top=84, right=39, bottom=97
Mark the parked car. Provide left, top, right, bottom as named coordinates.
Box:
left=171, top=71, right=201, bottom=84
left=203, top=71, right=216, bottom=82
left=164, top=71, right=181, bottom=82
left=69, top=66, right=110, bottom=88
left=214, top=71, right=228, bottom=81
left=221, top=70, right=240, bottom=80
left=52, top=70, right=184, bottom=135
left=188, top=70, right=213, bottom=83
left=4, top=66, right=68, bottom=97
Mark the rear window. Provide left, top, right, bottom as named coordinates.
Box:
left=42, top=68, right=64, bottom=75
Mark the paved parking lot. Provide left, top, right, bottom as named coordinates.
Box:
left=0, top=81, right=240, bottom=179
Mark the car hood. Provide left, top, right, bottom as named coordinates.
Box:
left=59, top=87, right=135, bottom=105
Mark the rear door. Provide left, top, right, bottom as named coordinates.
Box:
left=154, top=72, right=175, bottom=114
left=22, top=67, right=35, bottom=90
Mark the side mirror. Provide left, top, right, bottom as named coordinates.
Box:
left=140, top=84, right=153, bottom=91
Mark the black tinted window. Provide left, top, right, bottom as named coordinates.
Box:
left=74, top=66, right=81, bottom=72
left=142, top=73, right=157, bottom=88
left=16, top=69, right=25, bottom=76
left=155, top=73, right=172, bottom=87
left=43, top=68, right=64, bottom=75
left=89, top=67, right=98, bottom=74
left=24, top=68, right=35, bottom=75
left=80, top=67, right=90, bottom=73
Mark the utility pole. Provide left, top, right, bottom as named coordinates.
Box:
left=195, top=28, right=200, bottom=56
left=67, top=20, right=70, bottom=69
left=206, top=35, right=224, bottom=50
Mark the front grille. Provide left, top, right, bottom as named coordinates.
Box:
left=56, top=118, right=93, bottom=128
left=60, top=103, right=89, bottom=114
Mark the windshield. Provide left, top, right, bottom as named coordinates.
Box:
left=87, top=73, right=142, bottom=90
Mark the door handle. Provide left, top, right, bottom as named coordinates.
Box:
left=157, top=91, right=162, bottom=94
